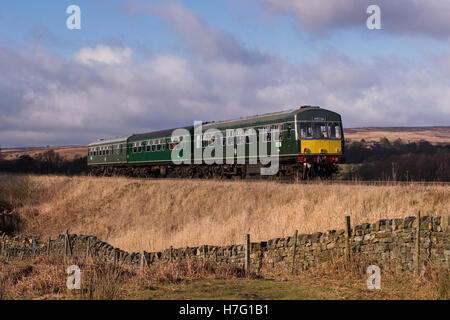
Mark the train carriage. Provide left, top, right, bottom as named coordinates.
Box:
left=87, top=106, right=344, bottom=179
left=87, top=137, right=129, bottom=175
left=126, top=127, right=194, bottom=177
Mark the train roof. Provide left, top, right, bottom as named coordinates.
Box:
left=89, top=106, right=341, bottom=145
left=129, top=126, right=194, bottom=141
left=88, top=136, right=129, bottom=147
left=202, top=106, right=340, bottom=130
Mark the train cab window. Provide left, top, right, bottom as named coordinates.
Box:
left=300, top=123, right=313, bottom=139
left=162, top=143, right=165, bottom=151
left=313, top=123, right=328, bottom=139
left=328, top=123, right=342, bottom=139
left=156, top=144, right=161, bottom=151
left=133, top=143, right=137, bottom=153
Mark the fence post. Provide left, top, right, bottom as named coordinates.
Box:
left=344, top=216, right=351, bottom=264
left=65, top=229, right=72, bottom=256
left=140, top=250, right=145, bottom=270
left=292, top=230, right=298, bottom=274
left=416, top=211, right=421, bottom=275
left=245, top=234, right=250, bottom=273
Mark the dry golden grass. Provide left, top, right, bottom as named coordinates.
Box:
left=2, top=174, right=449, bottom=253
left=344, top=126, right=450, bottom=144
left=0, top=254, right=447, bottom=300
left=0, top=255, right=254, bottom=300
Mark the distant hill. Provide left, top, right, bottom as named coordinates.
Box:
left=1, top=126, right=449, bottom=160
left=344, top=126, right=450, bottom=144
left=0, top=145, right=87, bottom=161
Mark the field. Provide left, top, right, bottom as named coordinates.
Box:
left=2, top=175, right=449, bottom=252
left=1, top=174, right=449, bottom=300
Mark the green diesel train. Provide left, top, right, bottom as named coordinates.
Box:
left=88, top=106, right=344, bottom=179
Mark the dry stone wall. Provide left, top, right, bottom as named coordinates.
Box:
left=1, top=215, right=449, bottom=274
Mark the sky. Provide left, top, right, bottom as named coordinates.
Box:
left=0, top=0, right=449, bottom=147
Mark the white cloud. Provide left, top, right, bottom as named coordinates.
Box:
left=74, top=45, right=132, bottom=66
left=0, top=3, right=449, bottom=147
left=262, top=0, right=450, bottom=38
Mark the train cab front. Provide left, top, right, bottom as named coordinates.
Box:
left=295, top=115, right=345, bottom=177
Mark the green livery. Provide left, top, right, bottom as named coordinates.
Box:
left=88, top=106, right=344, bottom=179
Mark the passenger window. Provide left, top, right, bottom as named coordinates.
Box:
left=226, top=130, right=234, bottom=146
